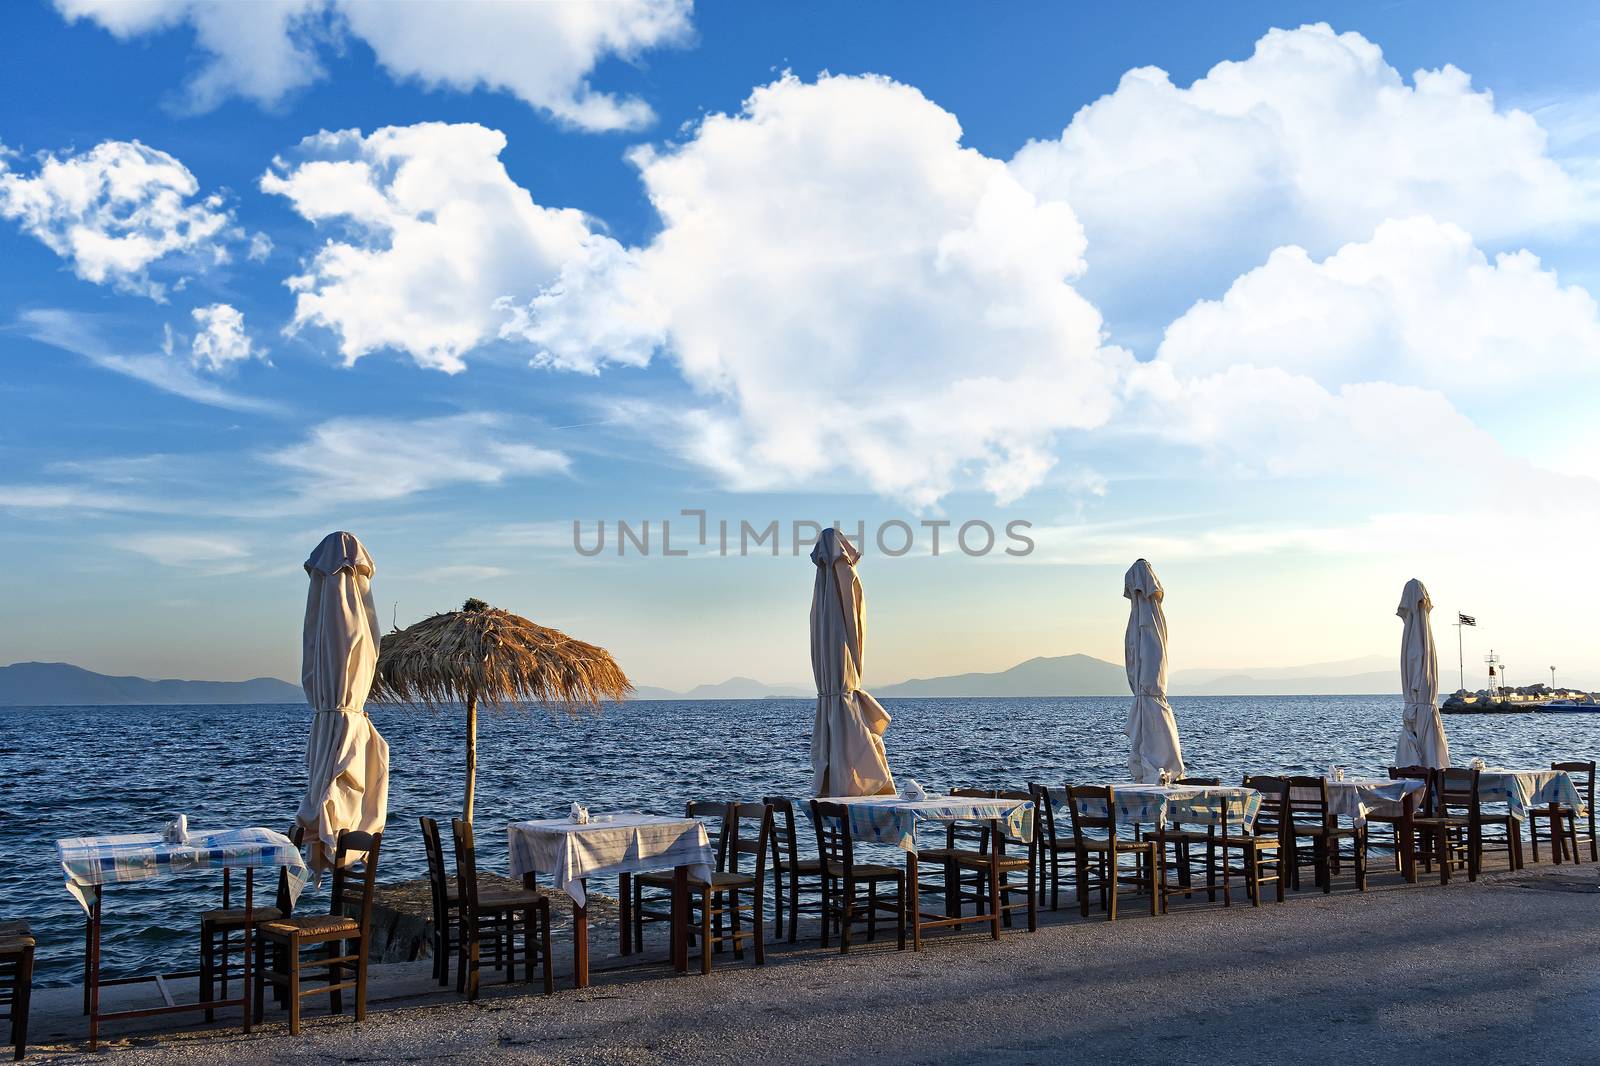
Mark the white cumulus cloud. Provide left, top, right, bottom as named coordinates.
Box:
left=1157, top=217, right=1600, bottom=404
left=54, top=0, right=691, bottom=131
left=523, top=73, right=1131, bottom=507
left=261, top=122, right=625, bottom=373
left=0, top=139, right=236, bottom=299
left=189, top=303, right=263, bottom=372
left=1010, top=23, right=1591, bottom=323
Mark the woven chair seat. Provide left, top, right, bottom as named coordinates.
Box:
left=201, top=906, right=284, bottom=927
left=260, top=913, right=359, bottom=938
left=477, top=888, right=543, bottom=910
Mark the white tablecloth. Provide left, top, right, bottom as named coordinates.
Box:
left=507, top=812, right=715, bottom=908
left=1309, top=778, right=1427, bottom=822
left=1479, top=768, right=1588, bottom=819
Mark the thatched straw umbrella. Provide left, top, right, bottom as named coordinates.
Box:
left=371, top=597, right=632, bottom=822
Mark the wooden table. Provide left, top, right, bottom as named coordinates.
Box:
left=507, top=813, right=715, bottom=987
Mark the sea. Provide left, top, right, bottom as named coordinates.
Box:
left=4, top=695, right=1596, bottom=986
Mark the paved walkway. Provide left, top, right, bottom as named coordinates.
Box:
left=24, top=859, right=1600, bottom=1064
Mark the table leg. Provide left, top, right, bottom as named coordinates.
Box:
left=1550, top=802, right=1562, bottom=865
left=671, top=866, right=689, bottom=973
left=989, top=822, right=1002, bottom=940
left=241, top=869, right=254, bottom=1033
left=1400, top=794, right=1418, bottom=884
left=571, top=884, right=589, bottom=989
left=88, top=885, right=101, bottom=1052
left=906, top=850, right=921, bottom=952
left=618, top=872, right=633, bottom=956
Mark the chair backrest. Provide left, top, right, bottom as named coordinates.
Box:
left=1389, top=765, right=1437, bottom=816
left=809, top=799, right=856, bottom=875
left=726, top=802, right=774, bottom=880
left=1179, top=776, right=1221, bottom=786
left=1028, top=782, right=1058, bottom=847
left=686, top=800, right=734, bottom=871
left=1437, top=767, right=1482, bottom=819
left=420, top=816, right=451, bottom=910
left=1242, top=776, right=1289, bottom=840
left=330, top=829, right=382, bottom=934
left=1066, top=784, right=1115, bottom=844
left=448, top=817, right=485, bottom=920
left=763, top=795, right=805, bottom=873
left=1168, top=777, right=1221, bottom=829
left=1553, top=761, right=1596, bottom=814
left=1284, top=776, right=1332, bottom=829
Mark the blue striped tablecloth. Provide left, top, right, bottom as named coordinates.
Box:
left=1049, top=784, right=1262, bottom=833
left=814, top=795, right=1035, bottom=853
left=57, top=827, right=309, bottom=913
left=1478, top=768, right=1587, bottom=819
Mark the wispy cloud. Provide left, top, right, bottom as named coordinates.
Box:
left=266, top=413, right=571, bottom=506
left=18, top=309, right=281, bottom=413
left=119, top=531, right=258, bottom=575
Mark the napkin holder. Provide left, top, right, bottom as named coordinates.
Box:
left=162, top=815, right=189, bottom=845
left=570, top=803, right=590, bottom=825
left=901, top=779, right=928, bottom=802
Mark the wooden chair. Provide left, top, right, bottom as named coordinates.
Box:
left=633, top=801, right=730, bottom=951
left=638, top=803, right=771, bottom=973
left=0, top=921, right=33, bottom=1062
left=917, top=787, right=997, bottom=921
left=991, top=788, right=1039, bottom=931
left=1221, top=777, right=1287, bottom=906
left=1530, top=761, right=1596, bottom=863
left=1362, top=766, right=1436, bottom=878
left=449, top=819, right=552, bottom=1000
left=1156, top=776, right=1221, bottom=908
left=763, top=796, right=827, bottom=942
left=1423, top=767, right=1521, bottom=879
left=200, top=824, right=304, bottom=1020
left=809, top=800, right=906, bottom=953
left=1064, top=785, right=1159, bottom=920
left=1284, top=776, right=1366, bottom=893
left=418, top=817, right=461, bottom=987
left=253, top=830, right=380, bottom=1035
left=1028, top=782, right=1076, bottom=911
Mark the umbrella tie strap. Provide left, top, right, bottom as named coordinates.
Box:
left=817, top=689, right=852, bottom=698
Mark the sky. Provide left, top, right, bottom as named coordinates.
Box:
left=3, top=1, right=1600, bottom=692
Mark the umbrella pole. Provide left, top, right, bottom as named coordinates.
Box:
left=464, top=691, right=477, bottom=824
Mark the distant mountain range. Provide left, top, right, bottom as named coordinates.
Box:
left=633, top=653, right=1400, bottom=700
left=2, top=653, right=1403, bottom=707
left=0, top=662, right=304, bottom=706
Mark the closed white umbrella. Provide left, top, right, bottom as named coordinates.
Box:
left=1125, top=558, right=1184, bottom=783
left=297, top=531, right=390, bottom=873
left=810, top=529, right=895, bottom=797
left=1396, top=578, right=1450, bottom=768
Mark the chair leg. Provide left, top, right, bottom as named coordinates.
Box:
left=867, top=880, right=878, bottom=941
left=896, top=875, right=906, bottom=951
left=754, top=883, right=767, bottom=965
left=701, top=887, right=713, bottom=975
left=354, top=934, right=368, bottom=1023
left=200, top=926, right=215, bottom=1023
left=14, top=944, right=33, bottom=1061
left=287, top=936, right=302, bottom=1037
left=540, top=903, right=553, bottom=995
left=328, top=940, right=343, bottom=1016
left=839, top=880, right=854, bottom=954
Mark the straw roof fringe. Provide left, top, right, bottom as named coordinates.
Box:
left=371, top=598, right=632, bottom=710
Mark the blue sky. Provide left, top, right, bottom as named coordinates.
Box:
left=4, top=1, right=1600, bottom=691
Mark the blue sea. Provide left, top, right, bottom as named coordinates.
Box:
left=4, top=696, right=1596, bottom=986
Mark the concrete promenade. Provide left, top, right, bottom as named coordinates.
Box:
left=23, top=857, right=1600, bottom=1064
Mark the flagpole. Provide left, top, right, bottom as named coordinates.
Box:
left=1457, top=621, right=1464, bottom=691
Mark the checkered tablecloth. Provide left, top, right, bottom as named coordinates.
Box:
left=507, top=812, right=716, bottom=908
left=57, top=827, right=309, bottom=913
left=815, top=795, right=1035, bottom=853
left=1311, top=778, right=1427, bottom=822
left=1049, top=784, right=1262, bottom=833
left=1478, top=769, right=1588, bottom=819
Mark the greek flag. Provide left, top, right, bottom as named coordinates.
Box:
left=1459, top=612, right=1476, bottom=626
